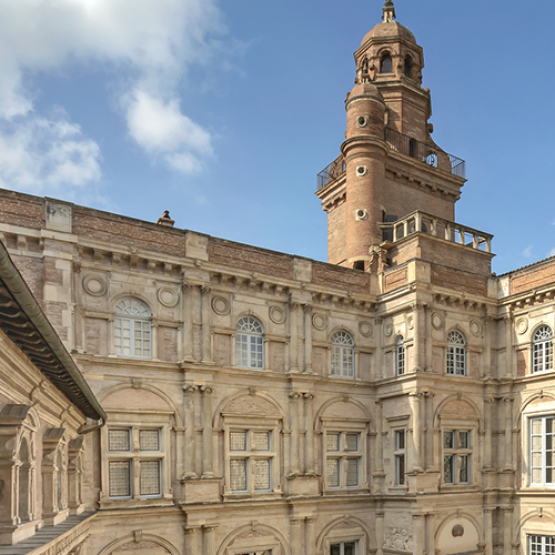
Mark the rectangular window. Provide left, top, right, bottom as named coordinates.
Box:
left=395, top=430, right=406, bottom=486
left=107, top=427, right=163, bottom=500
left=229, top=429, right=273, bottom=494
left=325, top=431, right=361, bottom=490
left=443, top=430, right=472, bottom=485
left=530, top=416, right=555, bottom=486
left=529, top=535, right=555, bottom=555
left=331, top=542, right=357, bottom=555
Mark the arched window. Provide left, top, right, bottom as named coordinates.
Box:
left=18, top=437, right=32, bottom=522
left=533, top=325, right=553, bottom=373
left=396, top=336, right=405, bottom=375
left=446, top=331, right=466, bottom=376
left=331, top=331, right=355, bottom=378
left=114, top=299, right=152, bottom=358
left=404, top=56, right=412, bottom=78
left=380, top=53, right=392, bottom=74
left=236, top=317, right=264, bottom=369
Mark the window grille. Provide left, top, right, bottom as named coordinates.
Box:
left=443, top=430, right=472, bottom=485
left=140, top=461, right=161, bottom=496
left=446, top=331, right=466, bottom=376
left=529, top=535, right=555, bottom=555
left=253, top=459, right=271, bottom=491
left=235, top=317, right=264, bottom=369
left=331, top=331, right=355, bottom=378
left=253, top=432, right=270, bottom=451
left=533, top=325, right=554, bottom=373
left=139, top=430, right=160, bottom=451
left=396, top=336, right=405, bottom=375
left=530, top=416, right=555, bottom=485
left=230, top=459, right=247, bottom=492
left=231, top=431, right=247, bottom=451
left=346, top=458, right=359, bottom=487
left=327, top=458, right=340, bottom=488
left=327, top=433, right=340, bottom=452
left=109, top=461, right=131, bottom=498
left=114, top=299, right=151, bottom=358
left=346, top=433, right=358, bottom=452
left=109, top=429, right=130, bottom=452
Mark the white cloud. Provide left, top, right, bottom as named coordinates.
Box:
left=0, top=110, right=101, bottom=194
left=0, top=0, right=227, bottom=190
left=523, top=245, right=533, bottom=258
left=549, top=248, right=555, bottom=257
left=126, top=89, right=213, bottom=173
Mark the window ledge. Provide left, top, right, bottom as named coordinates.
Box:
left=323, top=487, right=370, bottom=495
left=223, top=492, right=282, bottom=502
left=99, top=497, right=173, bottom=510
left=438, top=484, right=480, bottom=493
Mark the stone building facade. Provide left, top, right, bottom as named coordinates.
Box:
left=1, top=2, right=555, bottom=555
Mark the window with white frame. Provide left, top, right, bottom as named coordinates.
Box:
left=394, top=430, right=406, bottom=486
left=114, top=299, right=151, bottom=358
left=443, top=430, right=472, bottom=485
left=446, top=331, right=466, bottom=376
left=325, top=431, right=362, bottom=489
left=331, top=331, right=355, bottom=378
left=529, top=535, right=555, bottom=555
left=533, top=326, right=553, bottom=374
left=236, top=317, right=264, bottom=369
left=331, top=542, right=357, bottom=555
left=229, top=429, right=274, bottom=494
left=396, top=336, right=405, bottom=376
left=530, top=415, right=554, bottom=486
left=107, top=427, right=163, bottom=499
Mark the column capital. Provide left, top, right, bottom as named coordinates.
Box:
left=200, top=384, right=213, bottom=395
left=289, top=392, right=302, bottom=400
left=182, top=281, right=194, bottom=293
left=72, top=261, right=82, bottom=273
left=289, top=301, right=299, bottom=311
left=200, top=285, right=212, bottom=296
left=303, top=303, right=313, bottom=314
left=303, top=392, right=315, bottom=401
left=183, top=384, right=198, bottom=394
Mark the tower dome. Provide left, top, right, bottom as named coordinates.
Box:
left=360, top=21, right=416, bottom=48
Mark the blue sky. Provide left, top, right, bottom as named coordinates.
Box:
left=0, top=0, right=553, bottom=275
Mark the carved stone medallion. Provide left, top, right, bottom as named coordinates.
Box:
left=211, top=295, right=231, bottom=315
left=82, top=274, right=107, bottom=297
left=311, top=312, right=327, bottom=331
left=269, top=305, right=286, bottom=324
left=359, top=321, right=373, bottom=337
left=157, top=287, right=180, bottom=308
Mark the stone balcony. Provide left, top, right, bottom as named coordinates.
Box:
left=378, top=210, right=493, bottom=254
left=0, top=512, right=95, bottom=555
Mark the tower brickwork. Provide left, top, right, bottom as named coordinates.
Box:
left=318, top=1, right=466, bottom=271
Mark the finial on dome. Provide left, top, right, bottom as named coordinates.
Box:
left=383, top=0, right=396, bottom=23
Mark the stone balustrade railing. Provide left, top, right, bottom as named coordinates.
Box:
left=378, top=210, right=493, bottom=253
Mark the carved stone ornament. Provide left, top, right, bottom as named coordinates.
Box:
left=359, top=320, right=373, bottom=337
left=452, top=524, right=464, bottom=537
left=384, top=322, right=393, bottom=337
left=269, top=305, right=286, bottom=324
left=470, top=320, right=482, bottom=336
left=211, top=295, right=231, bottom=315
left=432, top=312, right=444, bottom=330
left=407, top=316, right=414, bottom=330
left=157, top=287, right=180, bottom=308
left=516, top=317, right=528, bottom=335
left=311, top=312, right=328, bottom=331
left=384, top=528, right=413, bottom=552
left=82, top=274, right=107, bottom=297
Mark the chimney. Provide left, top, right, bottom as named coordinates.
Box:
left=157, top=210, right=175, bottom=228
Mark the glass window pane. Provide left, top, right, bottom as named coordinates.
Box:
left=109, top=429, right=130, bottom=452
left=253, top=432, right=270, bottom=451
left=459, top=431, right=469, bottom=449
left=344, top=543, right=356, bottom=555
left=396, top=430, right=405, bottom=450
left=230, top=459, right=247, bottom=492
left=327, top=458, right=340, bottom=487
left=330, top=545, right=341, bottom=555
left=444, top=455, right=454, bottom=484
left=396, top=454, right=405, bottom=485
left=109, top=461, right=131, bottom=497
left=140, top=461, right=160, bottom=496
left=346, top=458, right=359, bottom=487
left=444, top=431, right=454, bottom=449
left=139, top=430, right=160, bottom=451
left=253, top=459, right=271, bottom=491
left=459, top=455, right=469, bottom=483
left=230, top=431, right=247, bottom=451
left=327, top=433, right=340, bottom=452
left=346, top=433, right=359, bottom=452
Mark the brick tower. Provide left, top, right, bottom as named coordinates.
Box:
left=317, top=0, right=467, bottom=272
